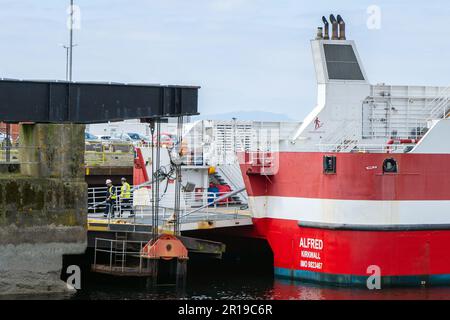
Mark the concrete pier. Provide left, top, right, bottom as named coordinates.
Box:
left=0, top=124, right=87, bottom=295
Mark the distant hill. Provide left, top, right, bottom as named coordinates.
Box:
left=193, top=111, right=296, bottom=122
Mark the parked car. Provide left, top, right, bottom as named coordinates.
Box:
left=110, top=132, right=150, bottom=145
left=85, top=132, right=102, bottom=152
left=155, top=132, right=177, bottom=147
left=85, top=132, right=100, bottom=142
left=98, top=135, right=112, bottom=141
left=128, top=132, right=151, bottom=144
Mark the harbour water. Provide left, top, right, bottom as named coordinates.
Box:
left=4, top=248, right=450, bottom=300
left=7, top=267, right=450, bottom=300
left=68, top=268, right=450, bottom=300
left=72, top=274, right=450, bottom=300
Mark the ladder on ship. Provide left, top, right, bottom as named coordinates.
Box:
left=114, top=232, right=128, bottom=267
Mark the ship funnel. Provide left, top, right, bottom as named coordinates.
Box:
left=337, top=15, right=346, bottom=40
left=322, top=16, right=330, bottom=40
left=330, top=14, right=338, bottom=40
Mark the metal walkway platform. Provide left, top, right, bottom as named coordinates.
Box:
left=87, top=207, right=252, bottom=233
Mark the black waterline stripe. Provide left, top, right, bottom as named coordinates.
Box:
left=298, top=221, right=450, bottom=231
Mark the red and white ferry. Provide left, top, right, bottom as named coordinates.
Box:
left=239, top=15, right=450, bottom=286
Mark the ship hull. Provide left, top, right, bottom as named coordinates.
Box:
left=252, top=216, right=450, bottom=286
left=241, top=152, right=450, bottom=287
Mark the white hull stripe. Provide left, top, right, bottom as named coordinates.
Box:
left=248, top=196, right=450, bottom=226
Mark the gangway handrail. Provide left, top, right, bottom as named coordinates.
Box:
left=181, top=187, right=246, bottom=218
left=427, top=86, right=450, bottom=121
left=87, top=176, right=161, bottom=211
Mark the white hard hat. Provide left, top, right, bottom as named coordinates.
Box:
left=106, top=179, right=112, bottom=184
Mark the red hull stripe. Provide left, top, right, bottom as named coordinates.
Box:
left=241, top=152, right=450, bottom=200
left=252, top=217, right=450, bottom=277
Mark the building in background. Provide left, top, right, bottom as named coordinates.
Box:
left=0, top=123, right=19, bottom=141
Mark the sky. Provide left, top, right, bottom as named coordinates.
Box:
left=0, top=0, right=449, bottom=121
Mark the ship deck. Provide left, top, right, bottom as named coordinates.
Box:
left=87, top=207, right=252, bottom=233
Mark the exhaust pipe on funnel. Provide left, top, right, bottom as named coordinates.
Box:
left=330, top=14, right=338, bottom=40
left=337, top=15, right=346, bottom=40
left=322, top=16, right=330, bottom=40
left=316, top=27, right=324, bottom=40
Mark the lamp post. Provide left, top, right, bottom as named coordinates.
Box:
left=61, top=0, right=77, bottom=81
left=232, top=117, right=237, bottom=157
left=68, top=0, right=74, bottom=81
left=60, top=43, right=77, bottom=81
left=60, top=45, right=69, bottom=81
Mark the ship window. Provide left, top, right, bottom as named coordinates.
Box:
left=323, top=155, right=336, bottom=174
left=383, top=158, right=398, bottom=173
left=323, top=44, right=364, bottom=81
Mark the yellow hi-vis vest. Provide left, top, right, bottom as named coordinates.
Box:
left=121, top=182, right=131, bottom=199
left=109, top=186, right=117, bottom=200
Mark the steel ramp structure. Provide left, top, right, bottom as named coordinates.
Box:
left=0, top=79, right=199, bottom=123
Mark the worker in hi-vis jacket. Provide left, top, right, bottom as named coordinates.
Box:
left=104, top=179, right=117, bottom=218
left=120, top=177, right=134, bottom=217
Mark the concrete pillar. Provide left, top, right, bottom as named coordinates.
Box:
left=0, top=124, right=87, bottom=296
left=176, top=259, right=187, bottom=289
left=19, top=124, right=85, bottom=179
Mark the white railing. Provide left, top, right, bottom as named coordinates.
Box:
left=243, top=151, right=276, bottom=167
left=216, top=165, right=248, bottom=203
left=362, top=118, right=426, bottom=140
left=88, top=186, right=245, bottom=221
left=87, top=186, right=135, bottom=217
left=183, top=152, right=207, bottom=166
left=427, top=86, right=450, bottom=121
left=310, top=143, right=416, bottom=153
left=93, top=238, right=148, bottom=274
left=363, top=89, right=450, bottom=140
left=241, top=144, right=416, bottom=155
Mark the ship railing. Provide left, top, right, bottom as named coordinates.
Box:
left=88, top=186, right=246, bottom=222
left=104, top=198, right=245, bottom=227
left=240, top=151, right=276, bottom=167
left=182, top=152, right=208, bottom=166
left=88, top=186, right=135, bottom=216
left=362, top=117, right=427, bottom=140
left=215, top=165, right=248, bottom=203
left=134, top=191, right=245, bottom=217
left=182, top=190, right=244, bottom=209
left=362, top=126, right=426, bottom=140
left=427, top=86, right=450, bottom=121
left=238, top=144, right=417, bottom=154
left=93, top=238, right=148, bottom=274
left=311, top=143, right=417, bottom=153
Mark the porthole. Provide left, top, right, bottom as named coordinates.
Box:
left=383, top=158, right=398, bottom=173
